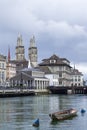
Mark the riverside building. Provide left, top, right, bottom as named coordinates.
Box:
left=0, top=54, right=7, bottom=86
left=0, top=34, right=84, bottom=89
left=9, top=35, right=49, bottom=91
left=38, top=54, right=72, bottom=87
left=6, top=47, right=16, bottom=81
left=38, top=54, right=84, bottom=87
left=10, top=60, right=49, bottom=91
left=71, top=68, right=83, bottom=86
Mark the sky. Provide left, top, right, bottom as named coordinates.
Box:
left=0, top=0, right=87, bottom=78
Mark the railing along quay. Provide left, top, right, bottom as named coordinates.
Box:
left=0, top=88, right=35, bottom=97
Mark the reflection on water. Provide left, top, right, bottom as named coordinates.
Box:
left=0, top=95, right=87, bottom=130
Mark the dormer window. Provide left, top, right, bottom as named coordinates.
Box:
left=50, top=60, right=56, bottom=64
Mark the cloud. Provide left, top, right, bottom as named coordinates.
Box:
left=44, top=21, right=87, bottom=40
left=0, top=0, right=87, bottom=77
left=74, top=63, right=87, bottom=79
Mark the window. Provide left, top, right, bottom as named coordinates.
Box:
left=2, top=63, right=4, bottom=68
left=50, top=60, right=56, bottom=64
left=59, top=66, right=62, bottom=71
left=75, top=83, right=77, bottom=86
left=78, top=78, right=80, bottom=81
left=75, top=78, right=77, bottom=81
left=78, top=76, right=81, bottom=81
left=2, top=71, right=5, bottom=80
left=59, top=72, right=62, bottom=77
left=59, top=80, right=62, bottom=85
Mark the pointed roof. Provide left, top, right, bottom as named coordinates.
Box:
left=42, top=54, right=59, bottom=61
left=49, top=54, right=60, bottom=60
left=17, top=34, right=23, bottom=46
left=71, top=68, right=83, bottom=76
left=39, top=54, right=71, bottom=67
left=30, top=35, right=36, bottom=48
left=10, top=72, right=33, bottom=81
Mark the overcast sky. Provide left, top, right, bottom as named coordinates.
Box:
left=0, top=0, right=87, bottom=78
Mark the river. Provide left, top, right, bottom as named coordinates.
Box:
left=0, top=94, right=87, bottom=130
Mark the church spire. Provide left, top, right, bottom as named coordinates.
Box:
left=8, top=46, right=10, bottom=62
left=30, top=35, right=36, bottom=47
left=17, top=33, right=23, bottom=46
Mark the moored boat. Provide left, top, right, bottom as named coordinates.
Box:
left=49, top=108, right=77, bottom=121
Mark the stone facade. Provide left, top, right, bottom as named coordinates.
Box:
left=11, top=60, right=28, bottom=73
left=15, top=34, right=25, bottom=61
left=38, top=54, right=72, bottom=87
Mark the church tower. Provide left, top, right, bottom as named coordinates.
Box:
left=28, top=35, right=38, bottom=67
left=15, top=34, right=25, bottom=61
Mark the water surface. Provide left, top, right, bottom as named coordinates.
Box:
left=0, top=94, right=87, bottom=130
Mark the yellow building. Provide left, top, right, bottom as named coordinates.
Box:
left=6, top=61, right=16, bottom=80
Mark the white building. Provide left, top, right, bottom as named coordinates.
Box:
left=10, top=66, right=49, bottom=90
left=71, top=68, right=83, bottom=86
left=0, top=54, right=7, bottom=86
left=45, top=74, right=59, bottom=86
left=39, top=54, right=72, bottom=87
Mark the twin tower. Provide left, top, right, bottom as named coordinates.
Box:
left=15, top=34, right=38, bottom=67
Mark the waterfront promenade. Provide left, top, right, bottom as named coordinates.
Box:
left=0, top=86, right=87, bottom=97
left=0, top=87, right=49, bottom=97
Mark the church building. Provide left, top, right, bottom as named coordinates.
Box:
left=11, top=34, right=38, bottom=73
left=10, top=34, right=50, bottom=91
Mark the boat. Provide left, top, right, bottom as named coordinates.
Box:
left=32, top=118, right=39, bottom=127
left=49, top=108, right=77, bottom=121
